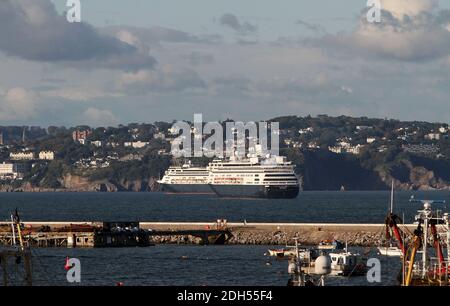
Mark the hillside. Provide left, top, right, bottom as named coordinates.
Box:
left=1, top=115, right=449, bottom=191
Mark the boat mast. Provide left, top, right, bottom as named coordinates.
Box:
left=445, top=213, right=450, bottom=266
left=422, top=202, right=429, bottom=278
left=10, top=213, right=16, bottom=246
left=410, top=198, right=446, bottom=279
left=390, top=180, right=394, bottom=214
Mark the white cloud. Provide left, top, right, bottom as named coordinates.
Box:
left=0, top=87, right=37, bottom=120
left=117, top=67, right=206, bottom=94
left=83, top=107, right=118, bottom=126
left=341, top=86, right=354, bottom=95
left=0, top=0, right=156, bottom=70
left=381, top=0, right=438, bottom=18
left=316, top=0, right=450, bottom=61
left=42, top=87, right=121, bottom=102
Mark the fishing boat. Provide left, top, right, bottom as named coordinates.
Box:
left=328, top=251, right=368, bottom=276
left=277, top=240, right=366, bottom=277
left=287, top=239, right=331, bottom=286
left=0, top=210, right=33, bottom=286
left=378, top=182, right=404, bottom=257
left=268, top=246, right=319, bottom=260
left=377, top=246, right=403, bottom=257
left=318, top=239, right=345, bottom=250
left=268, top=247, right=296, bottom=258
left=385, top=196, right=450, bottom=286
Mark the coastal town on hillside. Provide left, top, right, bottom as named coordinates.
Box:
left=0, top=115, right=449, bottom=191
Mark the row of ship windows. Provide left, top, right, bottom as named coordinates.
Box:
left=168, top=174, right=297, bottom=179
left=171, top=169, right=293, bottom=172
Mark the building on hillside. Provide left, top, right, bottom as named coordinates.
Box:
left=38, top=151, right=55, bottom=160
left=168, top=126, right=179, bottom=135
left=356, top=126, right=373, bottom=131
left=439, top=126, right=448, bottom=134
left=124, top=141, right=149, bottom=149
left=425, top=133, right=441, bottom=141
left=91, top=140, right=103, bottom=147
left=328, top=143, right=364, bottom=155
left=72, top=130, right=92, bottom=144
left=153, top=132, right=166, bottom=140
left=402, top=144, right=439, bottom=156
left=329, top=146, right=343, bottom=154
left=0, top=162, right=26, bottom=180
left=10, top=152, right=35, bottom=160
left=299, top=127, right=314, bottom=135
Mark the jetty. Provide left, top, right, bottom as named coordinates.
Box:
left=2, top=220, right=440, bottom=248
left=0, top=220, right=234, bottom=247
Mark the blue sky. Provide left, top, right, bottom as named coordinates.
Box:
left=1, top=0, right=450, bottom=126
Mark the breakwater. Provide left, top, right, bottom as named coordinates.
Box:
left=141, top=222, right=405, bottom=246
left=0, top=221, right=420, bottom=247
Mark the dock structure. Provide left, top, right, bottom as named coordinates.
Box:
left=1, top=221, right=432, bottom=248
left=0, top=221, right=234, bottom=248
left=149, top=229, right=233, bottom=245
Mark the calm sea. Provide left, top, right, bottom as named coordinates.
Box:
left=1, top=191, right=448, bottom=286
left=0, top=191, right=449, bottom=223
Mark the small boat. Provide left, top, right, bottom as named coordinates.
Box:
left=318, top=239, right=345, bottom=250
left=328, top=251, right=367, bottom=276
left=268, top=246, right=297, bottom=258
left=378, top=182, right=405, bottom=258
left=268, top=246, right=319, bottom=260
left=377, top=246, right=403, bottom=257
left=287, top=239, right=331, bottom=286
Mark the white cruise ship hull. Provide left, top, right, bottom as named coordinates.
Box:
left=160, top=183, right=299, bottom=199
left=160, top=183, right=215, bottom=195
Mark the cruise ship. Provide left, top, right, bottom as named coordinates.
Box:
left=158, top=154, right=299, bottom=199
left=157, top=162, right=213, bottom=195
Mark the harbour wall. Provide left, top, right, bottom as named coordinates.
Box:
left=7, top=222, right=421, bottom=247
left=141, top=222, right=414, bottom=246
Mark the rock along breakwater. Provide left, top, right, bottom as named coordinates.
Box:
left=1, top=221, right=426, bottom=247
left=140, top=222, right=416, bottom=247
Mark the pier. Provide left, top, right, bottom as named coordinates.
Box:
left=0, top=221, right=234, bottom=247
left=0, top=221, right=429, bottom=248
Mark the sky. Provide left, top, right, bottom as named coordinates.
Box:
left=1, top=0, right=450, bottom=127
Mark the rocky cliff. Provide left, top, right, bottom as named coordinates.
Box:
left=297, top=150, right=450, bottom=191
left=2, top=151, right=449, bottom=192
left=59, top=174, right=160, bottom=192
left=380, top=158, right=450, bottom=190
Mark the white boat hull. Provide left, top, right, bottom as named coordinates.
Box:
left=377, top=247, right=402, bottom=256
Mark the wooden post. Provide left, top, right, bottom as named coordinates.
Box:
left=1, top=254, right=8, bottom=286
